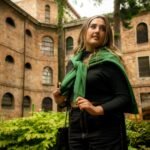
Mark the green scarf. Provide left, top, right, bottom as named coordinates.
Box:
left=60, top=47, right=138, bottom=114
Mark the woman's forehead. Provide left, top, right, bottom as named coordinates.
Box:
left=89, top=18, right=105, bottom=24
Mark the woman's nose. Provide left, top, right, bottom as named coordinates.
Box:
left=94, top=26, right=100, bottom=32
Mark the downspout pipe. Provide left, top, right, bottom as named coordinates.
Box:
left=21, top=18, right=26, bottom=117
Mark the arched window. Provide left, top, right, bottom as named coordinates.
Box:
left=25, top=62, right=32, bottom=69
left=23, top=96, right=31, bottom=109
left=5, top=55, right=14, bottom=63
left=2, top=92, right=14, bottom=108
left=41, top=36, right=54, bottom=55
left=66, top=36, right=73, bottom=54
left=45, top=5, right=50, bottom=23
left=6, top=17, right=16, bottom=27
left=42, top=67, right=53, bottom=85
left=137, top=23, right=148, bottom=44
left=42, top=97, right=52, bottom=111
left=26, top=29, right=32, bottom=37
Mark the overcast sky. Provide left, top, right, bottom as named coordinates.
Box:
left=68, top=0, right=114, bottom=17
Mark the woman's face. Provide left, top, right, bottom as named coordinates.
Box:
left=85, top=18, right=106, bottom=51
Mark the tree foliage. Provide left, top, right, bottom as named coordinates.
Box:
left=54, top=0, right=67, bottom=27
left=120, top=0, right=150, bottom=28
left=92, top=0, right=150, bottom=28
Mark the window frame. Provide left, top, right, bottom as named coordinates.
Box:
left=136, top=22, right=148, bottom=44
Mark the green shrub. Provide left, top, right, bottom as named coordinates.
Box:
left=126, top=119, right=150, bottom=150
left=0, top=112, right=149, bottom=150
left=0, top=111, right=66, bottom=150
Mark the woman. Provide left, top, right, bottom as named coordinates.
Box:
left=53, top=15, right=138, bottom=150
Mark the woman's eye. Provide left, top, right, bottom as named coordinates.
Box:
left=89, top=24, right=106, bottom=32
left=90, top=24, right=96, bottom=29
left=99, top=25, right=106, bottom=32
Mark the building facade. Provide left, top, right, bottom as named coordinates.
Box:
left=120, top=12, right=150, bottom=120
left=0, top=0, right=149, bottom=120
left=0, top=0, right=80, bottom=119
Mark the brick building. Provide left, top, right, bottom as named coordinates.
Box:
left=0, top=0, right=149, bottom=120
left=120, top=12, right=150, bottom=120
left=0, top=0, right=80, bottom=119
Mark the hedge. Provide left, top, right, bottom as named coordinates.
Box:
left=0, top=112, right=149, bottom=150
